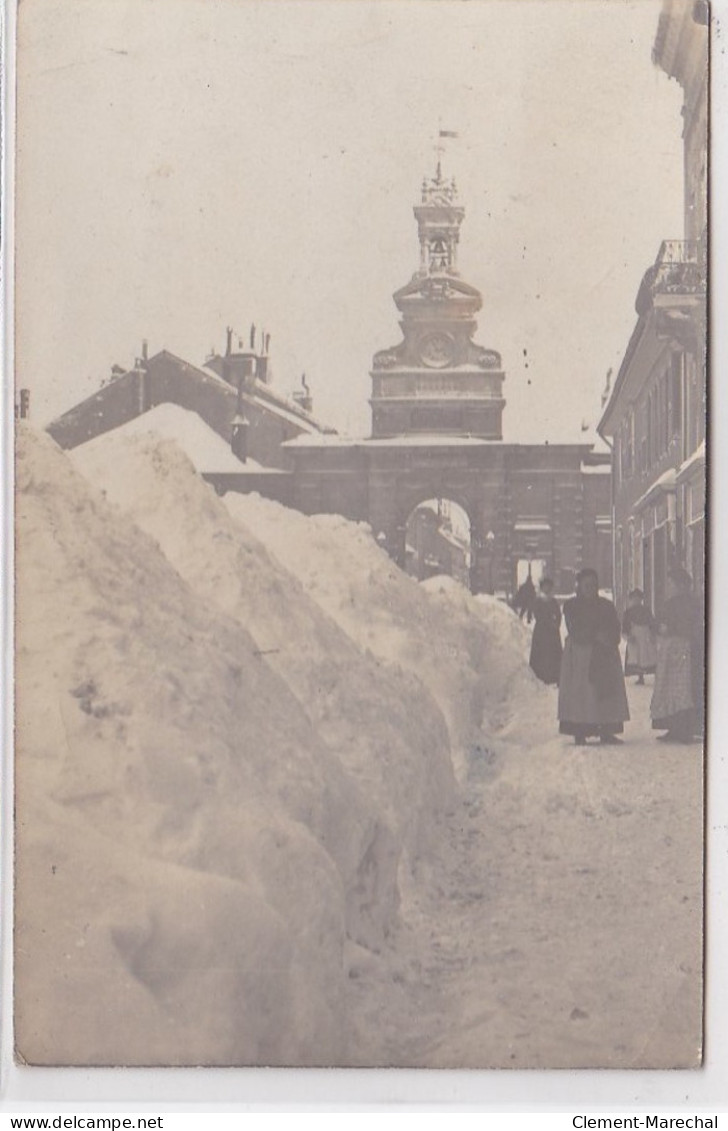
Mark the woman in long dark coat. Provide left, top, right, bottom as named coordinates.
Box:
left=529, top=577, right=562, bottom=685
left=558, top=568, right=630, bottom=745
left=651, top=568, right=704, bottom=743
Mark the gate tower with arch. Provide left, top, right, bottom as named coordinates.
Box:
left=285, top=160, right=612, bottom=596
left=369, top=161, right=505, bottom=441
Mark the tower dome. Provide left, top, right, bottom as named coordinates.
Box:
left=369, top=164, right=505, bottom=440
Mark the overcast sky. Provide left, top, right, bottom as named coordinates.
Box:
left=16, top=0, right=685, bottom=443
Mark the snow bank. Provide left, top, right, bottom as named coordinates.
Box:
left=16, top=421, right=558, bottom=1066
left=220, top=493, right=550, bottom=779
left=16, top=426, right=363, bottom=1064
left=72, top=432, right=455, bottom=933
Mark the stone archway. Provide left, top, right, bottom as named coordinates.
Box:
left=367, top=473, right=499, bottom=596
left=403, top=497, right=473, bottom=588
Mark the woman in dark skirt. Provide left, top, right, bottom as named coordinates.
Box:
left=529, top=577, right=562, bottom=685
left=651, top=568, right=705, bottom=743
left=558, top=568, right=630, bottom=745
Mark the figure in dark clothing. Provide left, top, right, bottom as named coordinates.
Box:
left=622, top=588, right=657, bottom=684
left=529, top=577, right=562, bottom=686
left=558, top=568, right=630, bottom=745
left=513, top=574, right=536, bottom=623
left=651, top=568, right=705, bottom=743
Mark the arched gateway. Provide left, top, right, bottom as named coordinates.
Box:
left=284, top=162, right=612, bottom=596
left=47, top=158, right=611, bottom=599
left=404, top=497, right=472, bottom=587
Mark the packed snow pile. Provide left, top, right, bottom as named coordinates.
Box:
left=72, top=430, right=454, bottom=894
left=15, top=425, right=459, bottom=1065
left=17, top=427, right=400, bottom=1065
left=221, top=492, right=551, bottom=778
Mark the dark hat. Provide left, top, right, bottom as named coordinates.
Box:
left=576, top=568, right=599, bottom=585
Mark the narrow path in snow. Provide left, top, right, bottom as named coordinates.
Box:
left=346, top=679, right=704, bottom=1069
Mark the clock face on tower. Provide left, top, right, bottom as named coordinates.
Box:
left=418, top=332, right=455, bottom=368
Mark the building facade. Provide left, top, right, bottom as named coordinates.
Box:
left=283, top=433, right=610, bottom=597
left=47, top=164, right=612, bottom=598
left=598, top=0, right=707, bottom=613
left=279, top=163, right=612, bottom=597
left=48, top=329, right=333, bottom=472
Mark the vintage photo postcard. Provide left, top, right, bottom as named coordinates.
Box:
left=12, top=0, right=707, bottom=1070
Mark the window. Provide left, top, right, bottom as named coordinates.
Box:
left=670, top=352, right=683, bottom=439
left=615, top=526, right=623, bottom=606
left=638, top=402, right=648, bottom=473
left=648, top=391, right=655, bottom=466
left=620, top=414, right=633, bottom=479
left=626, top=525, right=633, bottom=593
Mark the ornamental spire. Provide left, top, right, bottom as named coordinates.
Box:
left=415, top=147, right=465, bottom=276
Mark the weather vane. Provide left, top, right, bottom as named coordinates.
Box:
left=431, top=127, right=459, bottom=186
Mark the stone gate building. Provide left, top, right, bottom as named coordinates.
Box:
left=47, top=164, right=612, bottom=597
left=276, top=163, right=612, bottom=596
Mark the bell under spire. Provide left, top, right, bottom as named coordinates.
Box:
left=368, top=158, right=505, bottom=440
left=415, top=160, right=465, bottom=277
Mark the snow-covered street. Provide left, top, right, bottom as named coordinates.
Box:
left=344, top=677, right=703, bottom=1068
left=14, top=425, right=703, bottom=1069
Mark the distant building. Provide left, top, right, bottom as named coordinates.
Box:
left=281, top=163, right=612, bottom=596
left=48, top=329, right=333, bottom=475
left=47, top=166, right=612, bottom=597
left=405, top=500, right=471, bottom=588
left=598, top=0, right=707, bottom=613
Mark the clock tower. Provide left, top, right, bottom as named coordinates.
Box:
left=370, top=163, right=505, bottom=439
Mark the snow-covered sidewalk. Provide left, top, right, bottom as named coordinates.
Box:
left=345, top=677, right=703, bottom=1068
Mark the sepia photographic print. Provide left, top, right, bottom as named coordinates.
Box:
left=11, top=0, right=708, bottom=1074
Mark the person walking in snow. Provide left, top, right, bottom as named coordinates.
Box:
left=529, top=577, right=562, bottom=686
left=622, top=588, right=657, bottom=685
left=558, top=568, right=630, bottom=746
left=513, top=573, right=536, bottom=623
left=650, top=567, right=704, bottom=743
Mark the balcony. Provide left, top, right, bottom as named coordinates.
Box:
left=635, top=240, right=706, bottom=354
left=636, top=240, right=706, bottom=315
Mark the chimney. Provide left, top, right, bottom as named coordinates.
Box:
left=15, top=388, right=30, bottom=420
left=142, top=339, right=149, bottom=362
left=292, top=373, right=313, bottom=414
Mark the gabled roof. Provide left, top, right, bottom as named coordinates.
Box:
left=597, top=313, right=648, bottom=438
left=149, top=350, right=332, bottom=435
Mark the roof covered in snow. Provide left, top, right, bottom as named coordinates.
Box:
left=676, top=439, right=706, bottom=483
left=633, top=466, right=678, bottom=512
left=75, top=402, right=260, bottom=474
left=284, top=433, right=495, bottom=449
